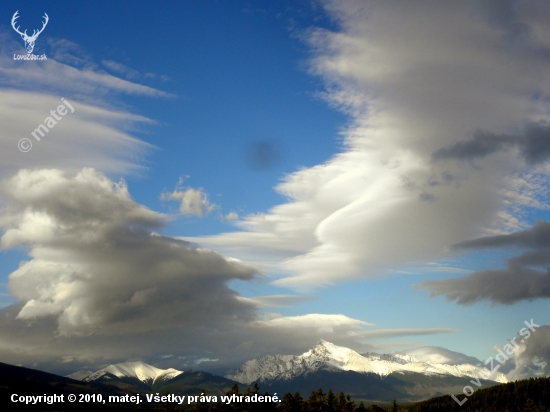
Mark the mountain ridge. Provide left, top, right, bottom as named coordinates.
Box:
left=226, top=339, right=507, bottom=384
left=69, top=361, right=239, bottom=395
left=79, top=360, right=183, bottom=388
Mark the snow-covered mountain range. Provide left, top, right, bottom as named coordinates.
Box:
left=64, top=342, right=509, bottom=403
left=69, top=361, right=183, bottom=388
left=226, top=339, right=507, bottom=384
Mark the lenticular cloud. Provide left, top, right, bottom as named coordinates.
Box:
left=191, top=0, right=550, bottom=288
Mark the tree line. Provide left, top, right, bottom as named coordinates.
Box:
left=185, top=383, right=397, bottom=412
left=164, top=376, right=550, bottom=412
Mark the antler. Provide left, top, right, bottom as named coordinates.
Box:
left=11, top=11, right=27, bottom=37
left=29, top=13, right=49, bottom=40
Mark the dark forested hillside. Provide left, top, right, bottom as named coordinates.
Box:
left=188, top=378, right=550, bottom=412
left=405, top=377, right=550, bottom=412
left=0, top=361, right=138, bottom=411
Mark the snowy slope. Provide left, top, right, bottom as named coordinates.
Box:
left=67, top=370, right=93, bottom=381
left=80, top=361, right=182, bottom=387
left=226, top=339, right=507, bottom=384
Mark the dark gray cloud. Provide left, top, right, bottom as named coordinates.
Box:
left=472, top=0, right=531, bottom=44
left=417, top=264, right=550, bottom=305
left=418, top=192, right=436, bottom=202
left=417, top=221, right=550, bottom=304
left=432, top=130, right=516, bottom=161
left=455, top=220, right=550, bottom=250
left=519, top=123, right=550, bottom=165
left=432, top=122, right=550, bottom=165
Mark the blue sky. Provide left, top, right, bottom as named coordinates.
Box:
left=1, top=1, right=550, bottom=379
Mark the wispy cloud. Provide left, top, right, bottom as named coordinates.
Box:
left=355, top=328, right=457, bottom=340
left=189, top=0, right=550, bottom=289
left=101, top=60, right=169, bottom=83
left=0, top=90, right=154, bottom=175
left=0, top=32, right=172, bottom=99
left=399, top=346, right=481, bottom=366
left=0, top=32, right=174, bottom=176
left=241, top=294, right=313, bottom=308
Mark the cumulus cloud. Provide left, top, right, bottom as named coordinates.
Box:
left=224, top=212, right=239, bottom=222
left=417, top=221, right=550, bottom=304
left=0, top=168, right=256, bottom=336
left=189, top=0, right=550, bottom=288
left=161, top=187, right=216, bottom=217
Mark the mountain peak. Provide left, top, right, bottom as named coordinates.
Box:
left=314, top=339, right=344, bottom=351
left=78, top=361, right=183, bottom=388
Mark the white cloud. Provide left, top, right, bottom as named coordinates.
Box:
left=242, top=294, right=313, bottom=308
left=189, top=0, right=550, bottom=288
left=255, top=313, right=373, bottom=334
left=102, top=60, right=142, bottom=80
left=399, top=346, right=482, bottom=366
left=0, top=90, right=153, bottom=175
left=101, top=60, right=168, bottom=83
left=161, top=187, right=216, bottom=217
left=224, top=212, right=239, bottom=222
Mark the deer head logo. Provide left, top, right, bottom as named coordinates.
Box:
left=11, top=11, right=49, bottom=54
